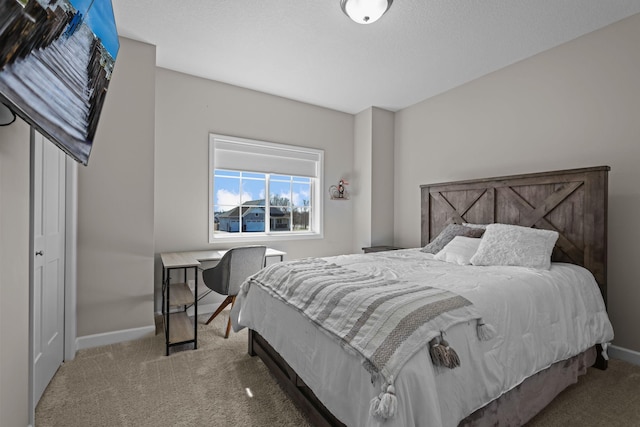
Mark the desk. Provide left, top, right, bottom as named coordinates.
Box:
left=163, top=248, right=286, bottom=267
left=160, top=248, right=286, bottom=355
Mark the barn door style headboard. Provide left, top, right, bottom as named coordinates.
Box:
left=420, top=166, right=610, bottom=302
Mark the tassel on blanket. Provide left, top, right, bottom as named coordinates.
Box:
left=476, top=318, right=496, bottom=341
left=429, top=333, right=460, bottom=369
left=441, top=339, right=460, bottom=368
left=369, top=379, right=397, bottom=419
left=429, top=336, right=448, bottom=366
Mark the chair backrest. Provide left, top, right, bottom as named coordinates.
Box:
left=202, top=246, right=266, bottom=296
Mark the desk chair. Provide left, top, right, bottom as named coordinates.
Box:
left=202, top=246, right=266, bottom=338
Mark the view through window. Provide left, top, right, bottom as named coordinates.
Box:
left=213, top=170, right=312, bottom=234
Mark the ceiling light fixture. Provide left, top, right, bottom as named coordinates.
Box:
left=340, top=0, right=393, bottom=24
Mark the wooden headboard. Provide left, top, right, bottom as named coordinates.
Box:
left=420, top=166, right=609, bottom=302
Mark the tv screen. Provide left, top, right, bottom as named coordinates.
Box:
left=0, top=0, right=118, bottom=165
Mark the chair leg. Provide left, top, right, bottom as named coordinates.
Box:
left=224, top=296, right=236, bottom=339
left=205, top=296, right=233, bottom=325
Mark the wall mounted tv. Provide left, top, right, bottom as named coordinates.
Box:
left=0, top=0, right=119, bottom=165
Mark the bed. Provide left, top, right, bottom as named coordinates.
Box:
left=231, top=166, right=614, bottom=427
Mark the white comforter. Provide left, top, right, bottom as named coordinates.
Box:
left=231, top=249, right=614, bottom=427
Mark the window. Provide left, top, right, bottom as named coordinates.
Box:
left=209, top=134, right=323, bottom=242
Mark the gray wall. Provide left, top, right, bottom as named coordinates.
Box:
left=76, top=37, right=156, bottom=337
left=353, top=107, right=395, bottom=252
left=393, top=13, right=640, bottom=353
left=0, top=119, right=30, bottom=427
left=353, top=108, right=373, bottom=251
left=154, top=68, right=355, bottom=308
left=370, top=108, right=395, bottom=247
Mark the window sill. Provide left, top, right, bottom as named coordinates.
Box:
left=209, top=231, right=323, bottom=244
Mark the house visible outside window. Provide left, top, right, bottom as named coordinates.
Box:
left=209, top=134, right=324, bottom=242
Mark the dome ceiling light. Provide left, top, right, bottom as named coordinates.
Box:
left=340, top=0, right=393, bottom=24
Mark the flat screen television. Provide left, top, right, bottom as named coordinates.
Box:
left=0, top=0, right=119, bottom=165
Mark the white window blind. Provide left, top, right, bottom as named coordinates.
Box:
left=212, top=135, right=320, bottom=177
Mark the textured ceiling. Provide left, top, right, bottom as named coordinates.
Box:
left=112, top=0, right=640, bottom=114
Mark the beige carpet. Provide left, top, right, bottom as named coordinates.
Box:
left=36, top=314, right=312, bottom=427
left=36, top=313, right=640, bottom=427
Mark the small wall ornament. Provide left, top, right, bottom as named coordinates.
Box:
left=329, top=179, right=349, bottom=200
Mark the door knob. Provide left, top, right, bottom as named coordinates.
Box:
left=35, top=251, right=43, bottom=256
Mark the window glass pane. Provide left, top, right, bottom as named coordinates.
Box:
left=214, top=174, right=241, bottom=207
left=292, top=177, right=311, bottom=231
left=270, top=179, right=292, bottom=208
left=270, top=204, right=291, bottom=232
left=215, top=205, right=240, bottom=233
left=270, top=175, right=291, bottom=233
left=242, top=204, right=265, bottom=233
left=241, top=175, right=266, bottom=205
left=292, top=181, right=311, bottom=207
left=293, top=206, right=311, bottom=231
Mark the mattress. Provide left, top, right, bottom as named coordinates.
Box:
left=231, top=249, right=614, bottom=427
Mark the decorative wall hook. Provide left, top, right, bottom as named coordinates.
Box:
left=329, top=179, right=349, bottom=200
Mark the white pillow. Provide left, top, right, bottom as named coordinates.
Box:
left=434, top=236, right=482, bottom=265
left=470, top=223, right=559, bottom=270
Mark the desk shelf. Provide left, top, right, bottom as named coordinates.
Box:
left=166, top=312, right=195, bottom=344
left=166, top=282, right=194, bottom=308
left=161, top=262, right=199, bottom=356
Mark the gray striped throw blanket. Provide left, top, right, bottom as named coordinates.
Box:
left=239, top=258, right=494, bottom=419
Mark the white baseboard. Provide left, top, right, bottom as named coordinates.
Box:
left=609, top=344, right=640, bottom=366
left=76, top=325, right=156, bottom=350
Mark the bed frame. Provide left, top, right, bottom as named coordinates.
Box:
left=248, top=165, right=610, bottom=427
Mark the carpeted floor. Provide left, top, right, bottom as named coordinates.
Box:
left=526, top=354, right=640, bottom=426
left=36, top=314, right=312, bottom=427
left=36, top=312, right=640, bottom=426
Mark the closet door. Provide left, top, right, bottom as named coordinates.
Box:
left=32, top=131, right=66, bottom=404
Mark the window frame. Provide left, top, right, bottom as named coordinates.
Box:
left=208, top=134, right=324, bottom=243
